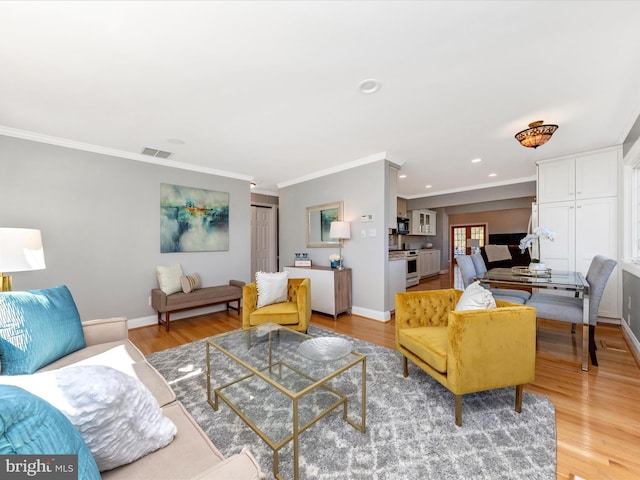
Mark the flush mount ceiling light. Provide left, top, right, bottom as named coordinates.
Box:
left=515, top=120, right=559, bottom=149
left=358, top=78, right=381, bottom=94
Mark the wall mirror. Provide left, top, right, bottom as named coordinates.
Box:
left=306, top=201, right=343, bottom=247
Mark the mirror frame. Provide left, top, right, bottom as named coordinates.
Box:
left=306, top=201, right=344, bottom=247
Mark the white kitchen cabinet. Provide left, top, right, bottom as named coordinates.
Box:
left=537, top=149, right=619, bottom=203
left=427, top=250, right=441, bottom=276
left=411, top=210, right=436, bottom=235
left=284, top=266, right=352, bottom=319
left=418, top=249, right=440, bottom=278
left=537, top=148, right=620, bottom=318
left=397, top=197, right=408, bottom=218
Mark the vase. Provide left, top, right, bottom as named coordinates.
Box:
left=330, top=260, right=340, bottom=269
left=529, top=262, right=546, bottom=271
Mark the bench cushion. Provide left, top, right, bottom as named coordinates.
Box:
left=165, top=285, right=241, bottom=310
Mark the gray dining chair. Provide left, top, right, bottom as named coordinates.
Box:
left=455, top=255, right=527, bottom=304
left=470, top=254, right=532, bottom=302
left=525, top=255, right=616, bottom=366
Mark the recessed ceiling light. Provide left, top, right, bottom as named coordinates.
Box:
left=488, top=173, right=497, bottom=177
left=471, top=158, right=482, bottom=163
left=425, top=185, right=433, bottom=189
left=358, top=78, right=382, bottom=94
left=398, top=174, right=407, bottom=179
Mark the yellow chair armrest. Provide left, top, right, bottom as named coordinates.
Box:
left=446, top=306, right=537, bottom=394
left=296, top=278, right=311, bottom=331
left=242, top=282, right=258, bottom=329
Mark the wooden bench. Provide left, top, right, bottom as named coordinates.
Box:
left=151, top=280, right=244, bottom=331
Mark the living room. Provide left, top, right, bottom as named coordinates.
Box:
left=2, top=1, right=640, bottom=479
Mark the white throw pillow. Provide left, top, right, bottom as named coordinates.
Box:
left=255, top=271, right=289, bottom=308
left=0, top=365, right=177, bottom=472
left=455, top=281, right=497, bottom=311
left=157, top=264, right=184, bottom=295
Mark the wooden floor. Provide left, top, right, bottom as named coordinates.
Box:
left=130, top=268, right=640, bottom=480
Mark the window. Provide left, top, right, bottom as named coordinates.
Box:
left=452, top=225, right=485, bottom=257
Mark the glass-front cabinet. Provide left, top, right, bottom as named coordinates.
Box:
left=411, top=209, right=436, bottom=235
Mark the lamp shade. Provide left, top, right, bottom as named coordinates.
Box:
left=515, top=120, right=558, bottom=149
left=466, top=238, right=480, bottom=248
left=0, top=228, right=46, bottom=272
left=329, top=221, right=350, bottom=240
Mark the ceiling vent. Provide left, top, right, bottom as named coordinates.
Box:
left=141, top=147, right=172, bottom=159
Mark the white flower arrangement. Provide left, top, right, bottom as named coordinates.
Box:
left=329, top=253, right=343, bottom=262
left=519, top=226, right=556, bottom=261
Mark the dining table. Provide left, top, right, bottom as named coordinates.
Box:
left=477, top=267, right=591, bottom=371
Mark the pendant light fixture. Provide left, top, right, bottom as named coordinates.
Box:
left=515, top=120, right=558, bottom=149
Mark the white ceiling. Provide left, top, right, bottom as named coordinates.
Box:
left=2, top=1, right=640, bottom=198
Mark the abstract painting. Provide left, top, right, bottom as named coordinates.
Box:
left=160, top=184, right=229, bottom=253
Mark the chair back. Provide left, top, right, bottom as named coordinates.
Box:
left=455, top=255, right=476, bottom=288
left=470, top=254, right=487, bottom=276
left=585, top=255, right=617, bottom=323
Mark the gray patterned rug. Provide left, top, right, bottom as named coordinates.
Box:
left=147, top=326, right=556, bottom=479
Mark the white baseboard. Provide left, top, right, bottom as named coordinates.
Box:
left=351, top=306, right=391, bottom=322
left=621, top=321, right=640, bottom=362
left=127, top=304, right=230, bottom=330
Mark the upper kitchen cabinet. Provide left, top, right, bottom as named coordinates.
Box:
left=397, top=197, right=408, bottom=218
left=537, top=148, right=619, bottom=203
left=411, top=209, right=436, bottom=235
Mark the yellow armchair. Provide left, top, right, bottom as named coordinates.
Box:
left=242, top=278, right=311, bottom=332
left=395, top=289, right=536, bottom=426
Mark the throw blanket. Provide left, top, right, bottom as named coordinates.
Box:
left=485, top=244, right=512, bottom=262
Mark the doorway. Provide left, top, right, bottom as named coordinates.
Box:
left=451, top=224, right=486, bottom=260
left=251, top=205, right=278, bottom=278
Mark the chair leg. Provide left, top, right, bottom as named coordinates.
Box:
left=589, top=325, right=598, bottom=366
left=402, top=356, right=409, bottom=378
left=515, top=384, right=523, bottom=414
left=455, top=395, right=462, bottom=427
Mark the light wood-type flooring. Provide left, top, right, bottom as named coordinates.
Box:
left=130, top=267, right=640, bottom=480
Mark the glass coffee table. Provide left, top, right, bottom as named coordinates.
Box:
left=206, top=323, right=366, bottom=480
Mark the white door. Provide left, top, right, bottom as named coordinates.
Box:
left=251, top=205, right=277, bottom=278
left=575, top=196, right=618, bottom=317
left=538, top=201, right=576, bottom=271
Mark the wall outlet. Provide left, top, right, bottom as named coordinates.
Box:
left=368, top=228, right=376, bottom=237
left=361, top=229, right=367, bottom=238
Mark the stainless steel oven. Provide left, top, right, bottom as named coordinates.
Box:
left=405, top=250, right=419, bottom=287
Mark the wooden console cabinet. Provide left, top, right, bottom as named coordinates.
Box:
left=284, top=266, right=352, bottom=319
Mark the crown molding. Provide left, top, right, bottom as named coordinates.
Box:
left=277, top=151, right=404, bottom=189
left=0, top=125, right=253, bottom=182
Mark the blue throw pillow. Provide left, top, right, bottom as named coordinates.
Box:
left=0, top=285, right=86, bottom=375
left=0, top=385, right=100, bottom=480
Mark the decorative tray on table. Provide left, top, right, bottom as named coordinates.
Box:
left=297, top=337, right=353, bottom=362
left=511, top=266, right=552, bottom=277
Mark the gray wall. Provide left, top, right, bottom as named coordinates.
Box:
left=0, top=136, right=251, bottom=325
left=279, top=160, right=389, bottom=317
